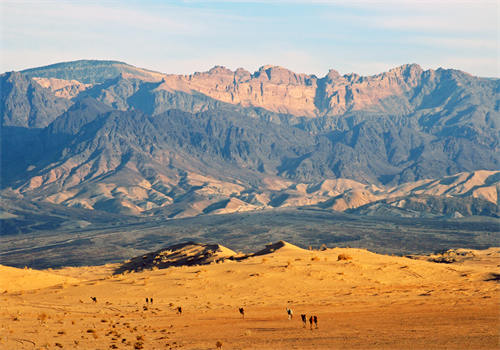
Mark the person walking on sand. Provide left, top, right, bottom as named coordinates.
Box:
left=301, top=314, right=307, bottom=328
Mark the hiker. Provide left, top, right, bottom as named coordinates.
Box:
left=301, top=314, right=307, bottom=328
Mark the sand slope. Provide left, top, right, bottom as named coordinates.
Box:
left=0, top=243, right=498, bottom=349
left=0, top=265, right=79, bottom=293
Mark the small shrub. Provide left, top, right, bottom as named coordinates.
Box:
left=337, top=254, right=352, bottom=261
left=428, top=256, right=456, bottom=264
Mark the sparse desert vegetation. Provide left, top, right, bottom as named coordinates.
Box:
left=337, top=253, right=352, bottom=261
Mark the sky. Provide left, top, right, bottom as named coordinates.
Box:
left=0, top=0, right=498, bottom=77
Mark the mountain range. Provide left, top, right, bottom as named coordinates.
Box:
left=1, top=60, right=499, bottom=221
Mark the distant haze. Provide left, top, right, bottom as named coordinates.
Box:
left=1, top=0, right=498, bottom=77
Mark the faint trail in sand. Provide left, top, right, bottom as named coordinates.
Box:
left=12, top=338, right=35, bottom=347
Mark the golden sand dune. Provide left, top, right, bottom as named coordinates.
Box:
left=0, top=265, right=79, bottom=293
left=0, top=242, right=498, bottom=349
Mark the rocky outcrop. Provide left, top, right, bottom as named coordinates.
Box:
left=148, top=63, right=426, bottom=117
left=0, top=72, right=71, bottom=127
left=17, top=60, right=499, bottom=130
left=159, top=65, right=318, bottom=116
left=152, top=63, right=499, bottom=120
left=33, top=77, right=91, bottom=99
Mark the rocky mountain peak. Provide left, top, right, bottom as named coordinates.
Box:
left=234, top=67, right=251, bottom=82
left=207, top=65, right=234, bottom=75
left=324, top=69, right=341, bottom=81
left=386, top=63, right=424, bottom=81
left=253, top=65, right=313, bottom=85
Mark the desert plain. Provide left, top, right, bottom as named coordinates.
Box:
left=0, top=241, right=498, bottom=350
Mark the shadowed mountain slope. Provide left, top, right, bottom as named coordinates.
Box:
left=3, top=99, right=496, bottom=218
left=0, top=71, right=71, bottom=128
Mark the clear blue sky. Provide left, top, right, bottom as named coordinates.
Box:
left=1, top=0, right=498, bottom=77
